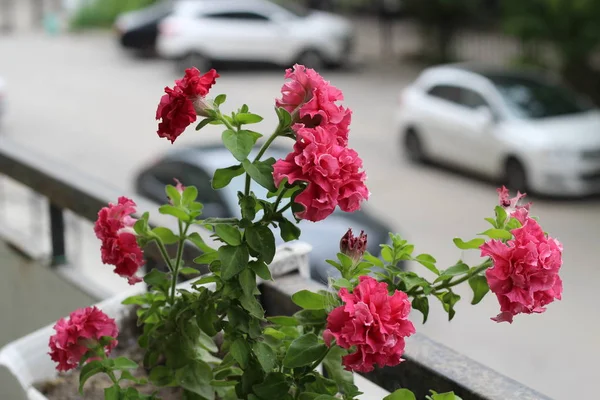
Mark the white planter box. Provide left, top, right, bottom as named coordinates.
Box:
left=0, top=242, right=389, bottom=400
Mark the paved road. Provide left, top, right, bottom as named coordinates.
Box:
left=1, top=31, right=599, bottom=399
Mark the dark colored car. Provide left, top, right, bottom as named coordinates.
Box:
left=134, top=144, right=395, bottom=283
left=114, top=1, right=174, bottom=53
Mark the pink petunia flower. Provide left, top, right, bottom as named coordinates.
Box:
left=323, top=276, right=416, bottom=373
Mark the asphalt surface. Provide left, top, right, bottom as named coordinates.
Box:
left=1, top=30, right=599, bottom=399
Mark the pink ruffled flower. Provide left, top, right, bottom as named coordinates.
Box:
left=156, top=87, right=197, bottom=143
left=276, top=64, right=351, bottom=145
left=94, top=197, right=144, bottom=285
left=48, top=307, right=118, bottom=372
left=273, top=125, right=369, bottom=222
left=480, top=216, right=563, bottom=323
left=156, top=68, right=219, bottom=142
left=324, top=276, right=415, bottom=373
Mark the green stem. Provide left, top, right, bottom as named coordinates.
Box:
left=278, top=202, right=292, bottom=215
left=307, top=346, right=332, bottom=372
left=273, top=188, right=289, bottom=213
left=244, top=124, right=284, bottom=197
left=106, top=370, right=120, bottom=387
left=155, top=240, right=174, bottom=273
left=170, top=220, right=190, bottom=304
left=411, top=259, right=492, bottom=296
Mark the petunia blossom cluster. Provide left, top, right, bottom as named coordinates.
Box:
left=93, top=196, right=144, bottom=285
left=156, top=68, right=219, bottom=143
left=273, top=65, right=369, bottom=222
left=324, top=276, right=416, bottom=373
left=481, top=188, right=563, bottom=323
left=48, top=307, right=118, bottom=372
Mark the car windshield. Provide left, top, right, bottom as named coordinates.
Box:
left=489, top=75, right=594, bottom=119
left=269, top=0, right=311, bottom=17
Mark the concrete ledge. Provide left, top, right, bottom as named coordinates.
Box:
left=259, top=274, right=552, bottom=400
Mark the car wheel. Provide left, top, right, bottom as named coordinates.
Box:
left=403, top=129, right=426, bottom=164
left=297, top=50, right=325, bottom=70
left=178, top=52, right=211, bottom=73
left=505, top=158, right=528, bottom=193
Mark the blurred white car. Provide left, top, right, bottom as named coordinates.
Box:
left=156, top=0, right=354, bottom=71
left=396, top=64, right=600, bottom=196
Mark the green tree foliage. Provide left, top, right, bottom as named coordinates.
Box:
left=404, top=0, right=482, bottom=63
left=70, top=0, right=159, bottom=30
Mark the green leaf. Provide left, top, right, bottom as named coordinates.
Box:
left=213, top=165, right=244, bottom=189
left=79, top=360, right=103, bottom=394
left=283, top=333, right=328, bottom=368
left=143, top=269, right=170, bottom=292
left=239, top=269, right=257, bottom=296
left=264, top=327, right=286, bottom=340
left=214, top=94, right=227, bottom=106
left=291, top=290, right=326, bottom=310
left=222, top=129, right=255, bottom=162
left=453, top=238, right=485, bottom=250
left=231, top=338, right=251, bottom=368
left=104, top=386, right=120, bottom=400
left=415, top=254, right=440, bottom=275
left=495, top=205, right=508, bottom=227
left=276, top=107, right=292, bottom=127
left=267, top=316, right=298, bottom=326
left=196, top=117, right=214, bottom=131
left=159, top=204, right=190, bottom=221
left=111, top=357, right=139, bottom=370
left=363, top=251, right=384, bottom=268
left=236, top=113, right=264, bottom=125
left=332, top=278, right=352, bottom=290
left=194, top=251, right=219, bottom=265
left=215, top=224, right=242, bottom=246
left=437, top=292, right=461, bottom=321
left=253, top=342, right=276, bottom=372
left=279, top=218, right=301, bottom=242
left=250, top=260, right=272, bottom=281
left=480, top=228, right=513, bottom=240
left=182, top=186, right=199, bottom=206
left=240, top=293, right=265, bottom=318
left=436, top=262, right=470, bottom=282
left=252, top=372, right=288, bottom=398
left=152, top=227, right=179, bottom=245
left=323, top=346, right=354, bottom=394
left=246, top=225, right=276, bottom=264
left=242, top=158, right=277, bottom=192
left=166, top=184, right=182, bottom=205
left=219, top=245, right=249, bottom=280
left=384, top=389, right=417, bottom=400
left=149, top=365, right=174, bottom=387
left=177, top=360, right=214, bottom=400
left=468, top=275, right=490, bottom=305
left=188, top=232, right=215, bottom=253
left=180, top=267, right=200, bottom=275
left=412, top=297, right=429, bottom=324
left=240, top=195, right=257, bottom=221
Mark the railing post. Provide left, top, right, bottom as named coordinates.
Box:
left=49, top=202, right=66, bottom=266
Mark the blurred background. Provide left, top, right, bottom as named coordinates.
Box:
left=1, top=1, right=600, bottom=399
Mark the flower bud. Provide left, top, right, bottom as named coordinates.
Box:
left=193, top=96, right=214, bottom=118
left=340, top=229, right=367, bottom=263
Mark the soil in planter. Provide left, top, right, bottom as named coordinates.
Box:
left=35, top=308, right=183, bottom=400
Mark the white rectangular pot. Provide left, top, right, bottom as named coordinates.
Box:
left=0, top=242, right=389, bottom=399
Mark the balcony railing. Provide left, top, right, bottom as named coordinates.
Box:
left=0, top=137, right=551, bottom=400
